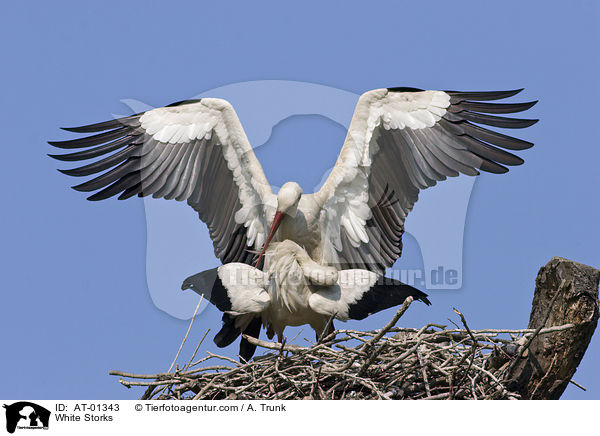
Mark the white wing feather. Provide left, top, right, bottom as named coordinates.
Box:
left=317, top=89, right=450, bottom=266
left=140, top=99, right=276, bottom=249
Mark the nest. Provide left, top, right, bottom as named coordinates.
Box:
left=110, top=297, right=576, bottom=400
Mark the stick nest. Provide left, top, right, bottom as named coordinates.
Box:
left=110, top=297, right=575, bottom=400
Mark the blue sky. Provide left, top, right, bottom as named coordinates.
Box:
left=1, top=1, right=598, bottom=399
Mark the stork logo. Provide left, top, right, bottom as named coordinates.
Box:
left=119, top=80, right=477, bottom=319
left=3, top=402, right=50, bottom=433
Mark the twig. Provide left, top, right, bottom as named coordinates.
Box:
left=242, top=335, right=306, bottom=353
left=167, top=296, right=204, bottom=373
left=569, top=379, right=587, bottom=391
left=185, top=329, right=210, bottom=370
left=362, top=297, right=413, bottom=350
left=417, top=345, right=431, bottom=397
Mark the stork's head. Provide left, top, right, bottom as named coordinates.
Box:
left=276, top=182, right=303, bottom=217
left=255, top=182, right=302, bottom=267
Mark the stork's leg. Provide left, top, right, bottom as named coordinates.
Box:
left=276, top=333, right=288, bottom=357
left=315, top=318, right=336, bottom=343
left=239, top=317, right=262, bottom=363
left=326, top=319, right=335, bottom=336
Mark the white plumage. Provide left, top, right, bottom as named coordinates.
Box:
left=182, top=240, right=429, bottom=349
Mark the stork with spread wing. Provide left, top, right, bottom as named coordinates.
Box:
left=50, top=87, right=537, bottom=360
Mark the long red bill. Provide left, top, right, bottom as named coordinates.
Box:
left=254, top=211, right=284, bottom=267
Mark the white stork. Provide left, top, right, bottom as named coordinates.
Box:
left=50, top=87, right=537, bottom=360
left=182, top=240, right=430, bottom=360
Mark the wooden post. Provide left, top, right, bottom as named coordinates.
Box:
left=506, top=257, right=600, bottom=399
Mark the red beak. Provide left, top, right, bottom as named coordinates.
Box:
left=255, top=211, right=284, bottom=267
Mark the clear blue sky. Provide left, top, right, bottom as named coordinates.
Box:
left=1, top=1, right=598, bottom=399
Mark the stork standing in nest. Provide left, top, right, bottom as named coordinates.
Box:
left=183, top=240, right=430, bottom=360
left=50, top=87, right=537, bottom=360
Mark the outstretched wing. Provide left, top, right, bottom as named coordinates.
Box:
left=314, top=88, right=537, bottom=273
left=49, top=98, right=276, bottom=265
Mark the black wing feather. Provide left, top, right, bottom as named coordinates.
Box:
left=49, top=126, right=137, bottom=149
left=347, top=277, right=431, bottom=321
left=445, top=88, right=524, bottom=101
